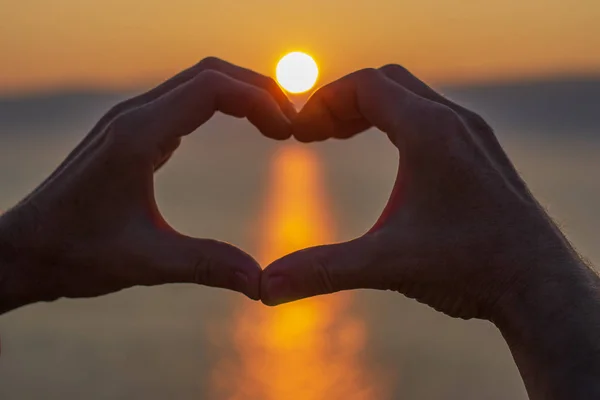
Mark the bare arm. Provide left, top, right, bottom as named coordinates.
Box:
left=261, top=65, right=600, bottom=399
left=496, top=255, right=600, bottom=399
left=0, top=57, right=294, bottom=315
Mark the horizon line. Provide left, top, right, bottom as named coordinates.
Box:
left=2, top=71, right=599, bottom=100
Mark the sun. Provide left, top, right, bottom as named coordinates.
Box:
left=276, top=52, right=319, bottom=94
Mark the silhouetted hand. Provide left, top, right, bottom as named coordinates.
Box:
left=0, top=57, right=294, bottom=314
left=261, top=65, right=582, bottom=321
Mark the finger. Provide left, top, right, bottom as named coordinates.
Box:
left=379, top=64, right=465, bottom=112
left=294, top=68, right=405, bottom=143
left=28, top=58, right=295, bottom=198
left=119, top=70, right=292, bottom=147
left=379, top=64, right=499, bottom=144
left=379, top=64, right=518, bottom=180
left=292, top=68, right=428, bottom=143
left=102, top=57, right=295, bottom=141
left=292, top=70, right=377, bottom=143
left=293, top=68, right=463, bottom=156
left=114, top=57, right=295, bottom=134
left=261, top=236, right=379, bottom=305
left=293, top=92, right=371, bottom=143
left=148, top=232, right=262, bottom=300
left=198, top=57, right=297, bottom=121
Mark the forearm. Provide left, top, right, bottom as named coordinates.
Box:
left=0, top=210, right=43, bottom=315
left=0, top=267, right=34, bottom=315
left=494, top=256, right=600, bottom=399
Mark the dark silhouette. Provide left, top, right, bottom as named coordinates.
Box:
left=1, top=58, right=598, bottom=400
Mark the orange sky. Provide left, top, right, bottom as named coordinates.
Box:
left=1, top=0, right=599, bottom=94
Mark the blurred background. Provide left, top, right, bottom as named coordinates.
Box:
left=1, top=1, right=599, bottom=399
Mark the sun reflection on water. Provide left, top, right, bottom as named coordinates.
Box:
left=211, top=144, right=380, bottom=399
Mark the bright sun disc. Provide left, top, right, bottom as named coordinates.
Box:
left=276, top=52, right=319, bottom=94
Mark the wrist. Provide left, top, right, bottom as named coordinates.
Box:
left=492, top=253, right=600, bottom=398
left=489, top=211, right=591, bottom=325
left=493, top=255, right=599, bottom=332
left=0, top=208, right=47, bottom=314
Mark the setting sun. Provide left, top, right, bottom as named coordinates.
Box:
left=276, top=52, right=319, bottom=94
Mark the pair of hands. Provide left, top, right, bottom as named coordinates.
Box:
left=0, top=57, right=574, bottom=323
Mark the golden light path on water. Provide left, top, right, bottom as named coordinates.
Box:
left=211, top=145, right=381, bottom=399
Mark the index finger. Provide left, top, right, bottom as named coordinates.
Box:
left=292, top=68, right=456, bottom=148
left=118, top=70, right=292, bottom=143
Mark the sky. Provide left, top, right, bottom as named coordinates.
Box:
left=1, top=0, right=600, bottom=94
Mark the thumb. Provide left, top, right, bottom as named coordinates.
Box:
left=145, top=231, right=262, bottom=300
left=261, top=236, right=380, bottom=306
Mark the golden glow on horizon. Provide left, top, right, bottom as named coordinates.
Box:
left=2, top=0, right=600, bottom=94
left=276, top=52, right=319, bottom=93
left=210, top=145, right=382, bottom=399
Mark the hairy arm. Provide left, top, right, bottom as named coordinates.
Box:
left=0, top=209, right=39, bottom=314
left=261, top=65, right=600, bottom=399
left=495, top=251, right=600, bottom=399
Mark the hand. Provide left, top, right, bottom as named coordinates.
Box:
left=261, top=65, right=580, bottom=321
left=0, top=57, right=294, bottom=314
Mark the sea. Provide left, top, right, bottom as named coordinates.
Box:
left=0, top=77, right=598, bottom=399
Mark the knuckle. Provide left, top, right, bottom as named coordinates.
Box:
left=353, top=68, right=390, bottom=95
left=107, top=111, right=137, bottom=140
left=436, top=108, right=467, bottom=145
left=404, top=100, right=468, bottom=152
left=104, top=100, right=132, bottom=121
left=354, top=67, right=384, bottom=83
left=263, top=76, right=281, bottom=93
left=420, top=102, right=464, bottom=132
left=463, top=110, right=493, bottom=132
left=380, top=63, right=409, bottom=76
left=91, top=100, right=137, bottom=138
left=197, top=56, right=223, bottom=70
left=437, top=105, right=464, bottom=127
left=195, top=69, right=227, bottom=90
left=104, top=112, right=148, bottom=160
left=253, top=86, right=272, bottom=103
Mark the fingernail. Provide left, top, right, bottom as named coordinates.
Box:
left=266, top=275, right=291, bottom=304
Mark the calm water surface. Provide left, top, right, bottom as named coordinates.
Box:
left=0, top=87, right=599, bottom=399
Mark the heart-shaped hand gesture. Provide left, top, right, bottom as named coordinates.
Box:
left=0, top=58, right=295, bottom=311
left=1, top=58, right=596, bottom=399
left=0, top=59, right=578, bottom=324
left=261, top=66, right=577, bottom=322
